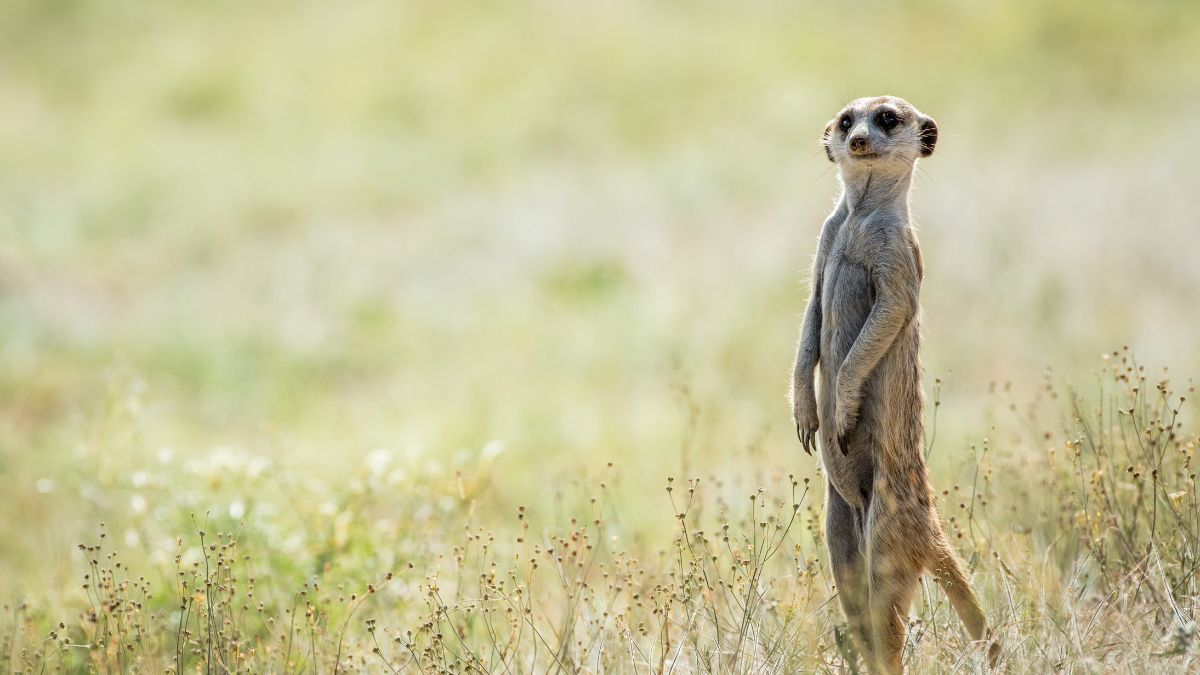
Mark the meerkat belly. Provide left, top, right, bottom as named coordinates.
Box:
left=817, top=257, right=876, bottom=509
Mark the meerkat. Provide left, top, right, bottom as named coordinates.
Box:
left=790, top=96, right=997, bottom=673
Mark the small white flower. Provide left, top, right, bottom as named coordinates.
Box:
left=150, top=547, right=170, bottom=567
left=414, top=504, right=433, bottom=522
left=210, top=446, right=238, bottom=472
left=246, top=456, right=270, bottom=479
left=481, top=440, right=506, bottom=462
left=131, top=494, right=147, bottom=513
left=158, top=447, right=174, bottom=464
left=229, top=500, right=246, bottom=519
left=181, top=547, right=202, bottom=567
left=366, top=449, right=392, bottom=476
left=35, top=479, right=53, bottom=494
left=282, top=534, right=304, bottom=554
left=124, top=529, right=140, bottom=547
left=132, top=471, right=148, bottom=487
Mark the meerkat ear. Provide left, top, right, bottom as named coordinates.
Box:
left=822, top=121, right=834, bottom=162
left=918, top=116, right=938, bottom=157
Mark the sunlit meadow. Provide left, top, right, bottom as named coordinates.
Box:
left=2, top=1, right=1199, bottom=672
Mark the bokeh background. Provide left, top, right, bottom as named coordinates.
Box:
left=3, top=0, right=1199, bottom=597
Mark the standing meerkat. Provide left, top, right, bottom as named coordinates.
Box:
left=791, top=96, right=997, bottom=673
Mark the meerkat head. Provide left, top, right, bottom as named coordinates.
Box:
left=822, top=96, right=937, bottom=173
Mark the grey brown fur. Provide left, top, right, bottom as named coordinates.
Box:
left=791, top=96, right=997, bottom=673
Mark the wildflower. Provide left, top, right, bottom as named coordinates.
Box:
left=481, top=440, right=506, bottom=462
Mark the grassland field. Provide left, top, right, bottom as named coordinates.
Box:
left=2, top=1, right=1200, bottom=672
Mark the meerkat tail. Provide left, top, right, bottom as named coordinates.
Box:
left=928, top=528, right=1000, bottom=664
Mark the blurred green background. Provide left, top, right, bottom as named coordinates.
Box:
left=2, top=0, right=1199, bottom=591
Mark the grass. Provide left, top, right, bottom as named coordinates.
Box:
left=3, top=0, right=1200, bottom=672
left=3, top=351, right=1198, bottom=671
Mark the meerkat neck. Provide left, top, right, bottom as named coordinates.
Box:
left=839, top=169, right=913, bottom=217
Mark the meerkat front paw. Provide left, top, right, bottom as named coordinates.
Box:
left=792, top=384, right=819, bottom=455
left=833, top=389, right=860, bottom=455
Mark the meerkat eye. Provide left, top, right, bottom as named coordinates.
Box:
left=876, top=109, right=899, bottom=131
left=839, top=115, right=853, bottom=131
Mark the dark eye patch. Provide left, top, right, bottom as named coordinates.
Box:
left=839, top=114, right=853, bottom=132
left=875, top=109, right=901, bottom=132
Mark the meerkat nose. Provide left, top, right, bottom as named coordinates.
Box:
left=849, top=136, right=870, bottom=154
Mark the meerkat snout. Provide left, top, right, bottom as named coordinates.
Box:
left=822, top=95, right=938, bottom=167
left=848, top=133, right=871, bottom=155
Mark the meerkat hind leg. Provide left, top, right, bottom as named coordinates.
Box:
left=826, top=484, right=873, bottom=666
left=865, top=506, right=926, bottom=675
left=867, top=564, right=920, bottom=674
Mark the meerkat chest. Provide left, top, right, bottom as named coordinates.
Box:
left=828, top=213, right=884, bottom=271
left=821, top=214, right=906, bottom=328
